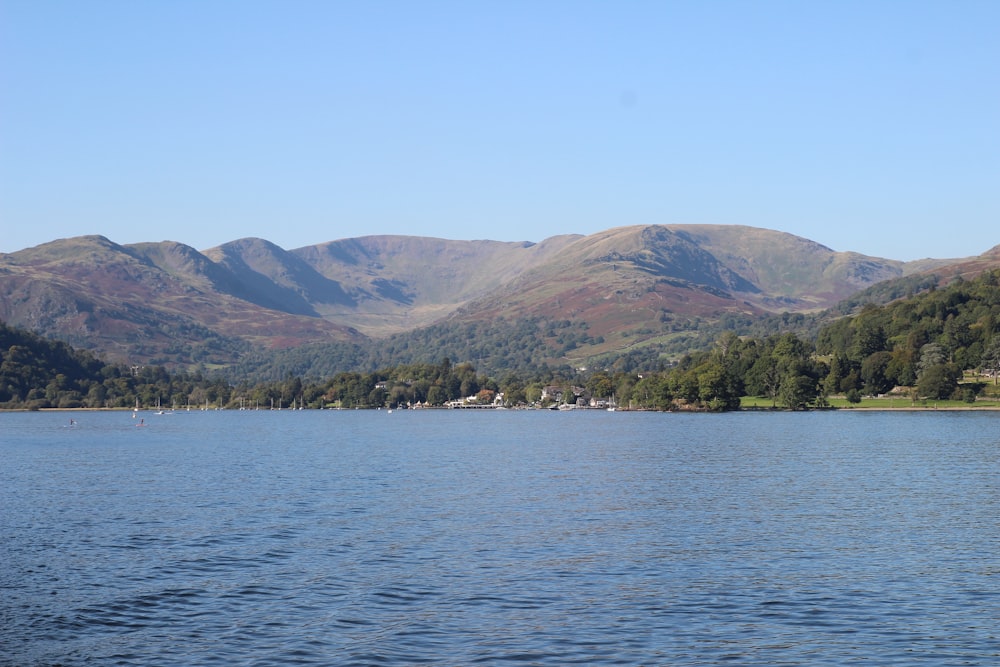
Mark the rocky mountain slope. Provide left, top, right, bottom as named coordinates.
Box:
left=0, top=225, right=981, bottom=370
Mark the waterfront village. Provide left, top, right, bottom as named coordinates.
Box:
left=375, top=382, right=617, bottom=410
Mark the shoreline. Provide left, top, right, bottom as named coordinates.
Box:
left=3, top=404, right=1000, bottom=414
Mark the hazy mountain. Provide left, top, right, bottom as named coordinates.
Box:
left=287, top=234, right=580, bottom=335
left=0, top=236, right=362, bottom=366
left=664, top=225, right=910, bottom=308
left=434, top=225, right=962, bottom=362
left=0, top=225, right=987, bottom=371
left=202, top=237, right=355, bottom=317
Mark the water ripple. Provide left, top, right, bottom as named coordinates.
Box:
left=3, top=410, right=1000, bottom=665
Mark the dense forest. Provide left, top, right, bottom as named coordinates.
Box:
left=0, top=321, right=234, bottom=410
left=3, top=269, right=999, bottom=412
left=226, top=316, right=608, bottom=382
left=631, top=269, right=1000, bottom=410
left=226, top=273, right=948, bottom=385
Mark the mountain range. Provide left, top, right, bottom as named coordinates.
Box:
left=1, top=225, right=995, bottom=373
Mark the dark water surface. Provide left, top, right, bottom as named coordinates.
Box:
left=2, top=409, right=998, bottom=665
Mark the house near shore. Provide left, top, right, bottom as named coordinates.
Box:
left=541, top=385, right=592, bottom=406
left=541, top=385, right=565, bottom=403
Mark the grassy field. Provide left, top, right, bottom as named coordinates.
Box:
left=740, top=395, right=1000, bottom=410
left=739, top=373, right=1000, bottom=410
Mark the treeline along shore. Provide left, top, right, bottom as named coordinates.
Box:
left=3, top=270, right=1000, bottom=412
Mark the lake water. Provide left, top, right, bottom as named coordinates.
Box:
left=2, top=409, right=998, bottom=665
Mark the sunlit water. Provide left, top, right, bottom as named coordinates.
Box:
left=2, top=409, right=998, bottom=665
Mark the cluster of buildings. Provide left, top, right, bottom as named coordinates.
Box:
left=541, top=385, right=615, bottom=409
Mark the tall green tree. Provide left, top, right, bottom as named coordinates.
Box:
left=982, top=334, right=1000, bottom=384
left=917, top=363, right=961, bottom=400
left=860, top=351, right=895, bottom=396
left=917, top=343, right=947, bottom=378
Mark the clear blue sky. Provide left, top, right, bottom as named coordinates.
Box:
left=2, top=1, right=997, bottom=260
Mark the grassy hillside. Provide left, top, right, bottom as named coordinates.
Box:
left=2, top=226, right=996, bottom=377
left=289, top=234, right=581, bottom=335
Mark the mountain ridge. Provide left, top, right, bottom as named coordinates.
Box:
left=0, top=225, right=988, bottom=372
